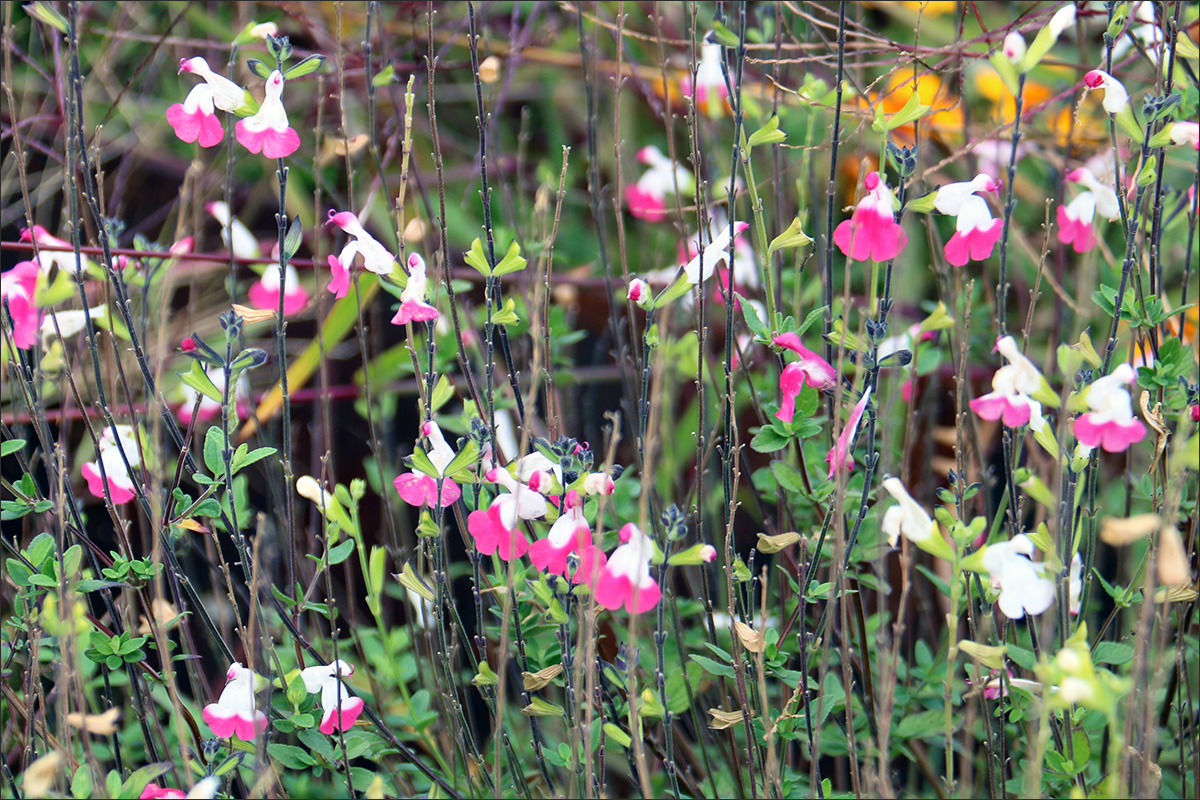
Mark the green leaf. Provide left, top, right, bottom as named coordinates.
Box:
left=120, top=763, right=173, bottom=800
left=710, top=20, right=739, bottom=47
left=2, top=439, right=25, bottom=457
left=6, top=560, right=33, bottom=587
left=283, top=54, right=325, bottom=80
left=895, top=708, right=945, bottom=740
left=690, top=654, right=735, bottom=678
left=23, top=2, right=69, bottom=33
left=603, top=722, right=632, bottom=749
left=464, top=238, right=491, bottom=276
left=885, top=90, right=931, bottom=131
left=739, top=294, right=768, bottom=338
left=327, top=538, right=356, bottom=566
left=767, top=216, right=813, bottom=256
left=283, top=217, right=304, bottom=260
left=231, top=445, right=277, bottom=473
left=269, top=743, right=317, bottom=769
left=747, top=115, right=787, bottom=148
left=246, top=58, right=273, bottom=81
left=492, top=240, right=527, bottom=277
left=429, top=374, right=455, bottom=413
left=71, top=765, right=93, bottom=799
left=750, top=426, right=789, bottom=453
left=373, top=64, right=397, bottom=87
left=204, top=426, right=225, bottom=478
left=181, top=360, right=223, bottom=405
left=1092, top=641, right=1133, bottom=666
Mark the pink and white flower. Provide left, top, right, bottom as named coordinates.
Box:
left=166, top=84, right=224, bottom=147
left=20, top=225, right=94, bottom=274
left=393, top=421, right=462, bottom=508
left=825, top=388, right=871, bottom=479
left=969, top=336, right=1048, bottom=429
left=139, top=784, right=186, bottom=799
left=772, top=332, right=838, bottom=423
left=485, top=466, right=549, bottom=520
left=625, top=145, right=692, bottom=222
left=529, top=491, right=594, bottom=577
left=82, top=425, right=141, bottom=506
left=981, top=534, right=1055, bottom=619
left=325, top=210, right=397, bottom=298
left=582, top=471, right=615, bottom=496
left=248, top=264, right=309, bottom=316
left=391, top=253, right=439, bottom=325
left=1057, top=165, right=1121, bottom=255
left=300, top=660, right=365, bottom=735
left=626, top=277, right=649, bottom=305
left=202, top=662, right=268, bottom=740
left=1074, top=363, right=1146, bottom=453
left=235, top=70, right=300, bottom=158
left=681, top=39, right=730, bottom=113
left=594, top=523, right=661, bottom=614
left=1, top=261, right=41, bottom=350
left=833, top=172, right=907, bottom=263
left=1057, top=192, right=1099, bottom=253
left=1083, top=70, right=1129, bottom=115
left=933, top=173, right=1002, bottom=266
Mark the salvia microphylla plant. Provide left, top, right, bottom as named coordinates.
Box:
left=2, top=2, right=1198, bottom=799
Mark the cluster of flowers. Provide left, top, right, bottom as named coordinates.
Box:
left=393, top=422, right=714, bottom=614
left=201, top=659, right=363, bottom=740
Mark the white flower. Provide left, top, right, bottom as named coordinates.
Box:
left=880, top=477, right=935, bottom=547
left=1084, top=70, right=1129, bottom=115
left=206, top=201, right=261, bottom=259
left=39, top=304, right=108, bottom=348
left=981, top=534, right=1055, bottom=619
left=683, top=221, right=749, bottom=285
left=1048, top=4, right=1076, bottom=38
left=1003, top=31, right=1026, bottom=64
left=933, top=173, right=1001, bottom=215
left=178, top=57, right=245, bottom=113
left=1068, top=552, right=1082, bottom=615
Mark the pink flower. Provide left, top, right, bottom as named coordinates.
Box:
left=235, top=71, right=300, bottom=158
left=391, top=253, right=439, bottom=325
left=1074, top=363, right=1146, bottom=453
left=772, top=332, right=838, bottom=423
left=825, top=388, right=871, bottom=479
left=180, top=337, right=196, bottom=352
left=393, top=421, right=461, bottom=508
left=699, top=544, right=717, bottom=562
left=1, top=261, right=41, bottom=350
left=833, top=172, right=907, bottom=262
left=202, top=662, right=268, bottom=740
left=166, top=84, right=224, bottom=147
left=468, top=494, right=530, bottom=561
left=625, top=145, right=691, bottom=222
left=529, top=491, right=593, bottom=577
left=944, top=196, right=1003, bottom=266
left=140, top=784, right=186, bottom=800
left=325, top=210, right=397, bottom=297
left=594, top=523, right=661, bottom=614
left=300, top=660, right=365, bottom=735
left=582, top=471, right=615, bottom=496
left=248, top=264, right=309, bottom=316
left=969, top=336, right=1047, bottom=430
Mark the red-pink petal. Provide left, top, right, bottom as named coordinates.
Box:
left=167, top=104, right=223, bottom=147
left=326, top=255, right=350, bottom=299
left=319, top=696, right=364, bottom=734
